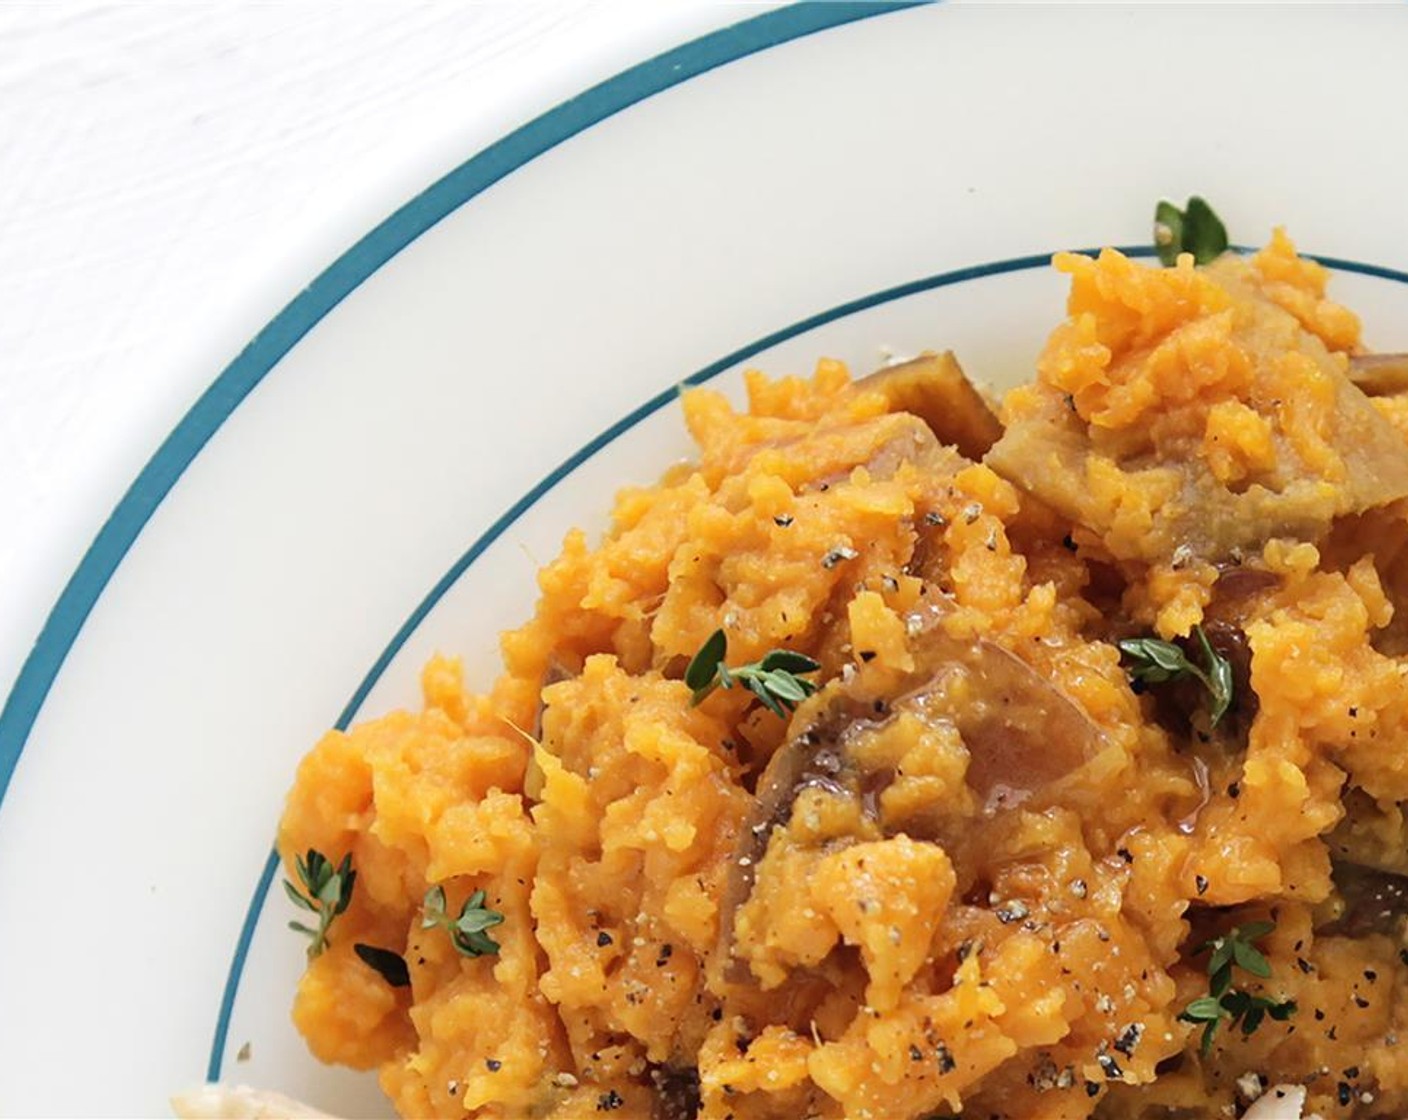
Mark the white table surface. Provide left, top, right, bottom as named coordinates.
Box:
left=0, top=1, right=764, bottom=709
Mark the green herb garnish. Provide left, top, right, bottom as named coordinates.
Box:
left=423, top=885, right=504, bottom=958
left=354, top=943, right=410, bottom=988
left=1178, top=921, right=1296, bottom=1056
left=1154, top=196, right=1229, bottom=267
left=685, top=628, right=822, bottom=719
left=284, top=848, right=356, bottom=960
left=1119, top=625, right=1233, bottom=727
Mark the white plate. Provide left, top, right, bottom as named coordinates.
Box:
left=4, top=4, right=1408, bottom=1116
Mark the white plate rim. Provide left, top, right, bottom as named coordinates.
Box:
left=0, top=3, right=933, bottom=844
left=0, top=0, right=922, bottom=1086
left=0, top=1, right=944, bottom=806
left=202, top=242, right=1408, bottom=1081
left=8, top=0, right=1408, bottom=1103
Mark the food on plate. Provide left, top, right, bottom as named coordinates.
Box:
left=986, top=237, right=1408, bottom=568
left=239, top=212, right=1408, bottom=1118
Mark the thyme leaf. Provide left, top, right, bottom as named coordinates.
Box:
left=423, top=884, right=504, bottom=958
left=1178, top=921, right=1295, bottom=1055
left=1119, top=625, right=1234, bottom=727
left=284, top=849, right=355, bottom=960
left=685, top=628, right=821, bottom=717
left=1154, top=196, right=1229, bottom=266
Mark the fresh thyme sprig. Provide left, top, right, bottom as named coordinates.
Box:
left=423, top=885, right=505, bottom=958
left=1178, top=921, right=1296, bottom=1056
left=1154, top=197, right=1229, bottom=267
left=284, top=848, right=356, bottom=960
left=1119, top=625, right=1234, bottom=727
left=685, top=628, right=822, bottom=719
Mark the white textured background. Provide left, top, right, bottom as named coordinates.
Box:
left=0, top=1, right=755, bottom=706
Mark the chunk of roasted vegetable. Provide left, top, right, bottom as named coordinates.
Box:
left=717, top=605, right=1104, bottom=968
left=1349, top=353, right=1408, bottom=397
left=986, top=249, right=1408, bottom=567
left=859, top=350, right=1004, bottom=461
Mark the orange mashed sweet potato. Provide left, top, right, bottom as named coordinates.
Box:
left=278, top=234, right=1408, bottom=1119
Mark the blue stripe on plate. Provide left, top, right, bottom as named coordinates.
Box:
left=208, top=244, right=1408, bottom=1080
left=190, top=1, right=937, bottom=1081
left=0, top=0, right=927, bottom=813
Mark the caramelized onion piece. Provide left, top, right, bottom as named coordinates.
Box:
left=987, top=378, right=1408, bottom=567
left=718, top=610, right=1104, bottom=964
left=1349, top=353, right=1408, bottom=397
left=1321, top=862, right=1408, bottom=939
left=1327, top=788, right=1408, bottom=878
left=799, top=411, right=969, bottom=495
left=859, top=351, right=1004, bottom=461
left=649, top=1065, right=701, bottom=1120
left=1209, top=566, right=1282, bottom=611
left=912, top=629, right=1103, bottom=814
left=986, top=273, right=1408, bottom=567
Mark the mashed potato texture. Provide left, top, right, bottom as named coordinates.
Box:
left=279, top=235, right=1408, bottom=1119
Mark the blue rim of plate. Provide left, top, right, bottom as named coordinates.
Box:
left=0, top=1, right=928, bottom=814
left=0, top=0, right=1403, bottom=1093
left=207, top=243, right=1115, bottom=1080
left=209, top=242, right=1408, bottom=1079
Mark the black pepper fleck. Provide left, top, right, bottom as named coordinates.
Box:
left=1195, top=875, right=1209, bottom=896
left=1112, top=1023, right=1144, bottom=1057
left=821, top=546, right=858, bottom=569
left=597, top=931, right=613, bottom=947
left=994, top=900, right=1030, bottom=924
left=486, top=1059, right=502, bottom=1072
left=1097, top=1054, right=1123, bottom=1081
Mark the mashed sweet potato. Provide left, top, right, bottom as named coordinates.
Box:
left=278, top=234, right=1408, bottom=1119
